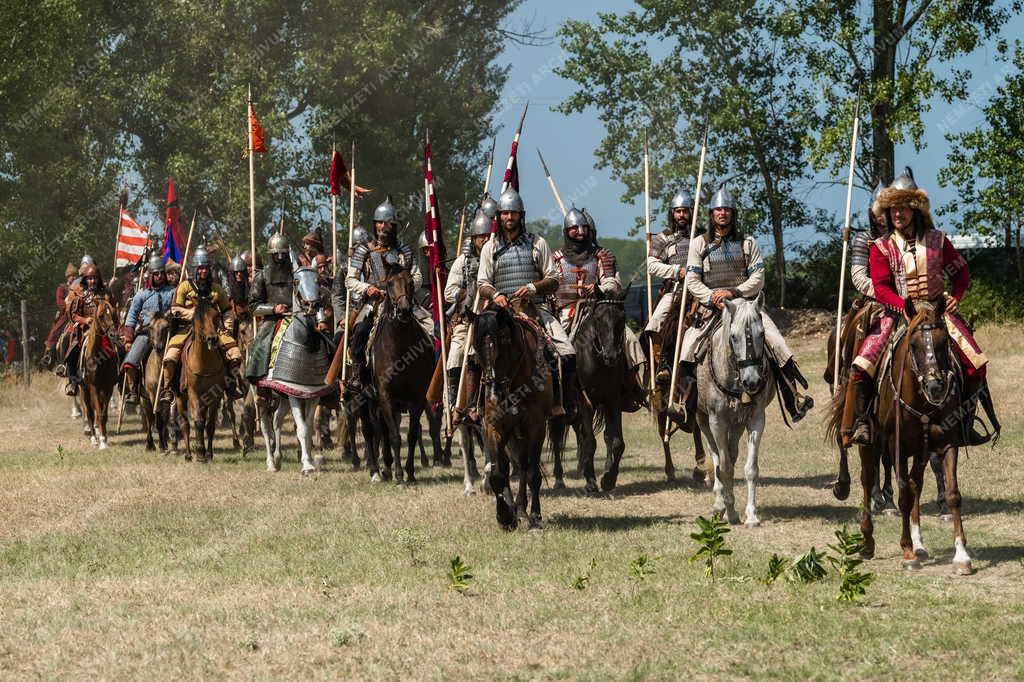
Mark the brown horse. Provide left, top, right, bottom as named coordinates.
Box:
left=471, top=302, right=553, bottom=530
left=141, top=313, right=172, bottom=452
left=80, top=299, right=120, bottom=449
left=871, top=299, right=973, bottom=573
left=177, top=298, right=227, bottom=463
left=366, top=266, right=436, bottom=483
left=650, top=288, right=707, bottom=483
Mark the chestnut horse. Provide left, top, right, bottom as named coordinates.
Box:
left=471, top=302, right=553, bottom=530
left=177, top=298, right=227, bottom=463
left=80, top=299, right=119, bottom=449
left=873, top=299, right=973, bottom=574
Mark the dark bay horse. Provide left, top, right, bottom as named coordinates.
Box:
left=177, top=298, right=227, bottom=463
left=367, top=266, right=436, bottom=483
left=80, top=299, right=119, bottom=449
left=872, top=299, right=973, bottom=574
left=550, top=293, right=628, bottom=493
left=471, top=302, right=553, bottom=530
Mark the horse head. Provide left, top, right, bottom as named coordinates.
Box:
left=904, top=297, right=954, bottom=406
left=193, top=297, right=221, bottom=350
left=383, top=264, right=414, bottom=322
left=581, top=290, right=625, bottom=367
left=91, top=299, right=117, bottom=337
left=722, top=293, right=767, bottom=395
left=472, top=303, right=520, bottom=398
left=149, top=312, right=170, bottom=353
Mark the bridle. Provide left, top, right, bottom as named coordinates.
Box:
left=710, top=311, right=768, bottom=400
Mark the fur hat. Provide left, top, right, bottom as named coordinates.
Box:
left=871, top=167, right=931, bottom=221
left=64, top=262, right=78, bottom=278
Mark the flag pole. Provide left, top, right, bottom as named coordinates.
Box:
left=112, top=185, right=126, bottom=275
left=247, top=84, right=257, bottom=279
left=668, top=122, right=709, bottom=410
left=537, top=148, right=567, bottom=216
left=833, top=97, right=862, bottom=395
left=331, top=144, right=339, bottom=277
left=455, top=206, right=467, bottom=253
left=643, top=134, right=657, bottom=406
left=426, top=130, right=451, bottom=435
left=339, top=142, right=356, bottom=385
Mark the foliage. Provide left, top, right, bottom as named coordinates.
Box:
left=0, top=0, right=523, bottom=338
left=629, top=554, right=656, bottom=582
left=330, top=623, right=366, bottom=647
left=788, top=547, right=828, bottom=584
left=447, top=555, right=474, bottom=594
left=569, top=558, right=597, bottom=591
left=689, top=515, right=732, bottom=580
left=827, top=526, right=875, bottom=603
left=392, top=527, right=428, bottom=565
left=761, top=553, right=789, bottom=586
left=556, top=0, right=825, bottom=306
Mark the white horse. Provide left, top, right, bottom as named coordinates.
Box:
left=695, top=294, right=776, bottom=527
left=258, top=268, right=335, bottom=476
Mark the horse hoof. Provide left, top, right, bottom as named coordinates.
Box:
left=145, top=443, right=155, bottom=452
left=600, top=473, right=617, bottom=492
left=744, top=517, right=760, bottom=529
left=690, top=467, right=704, bottom=483
left=89, top=436, right=98, bottom=446
left=370, top=472, right=381, bottom=483
left=665, top=468, right=676, bottom=482
left=528, top=516, right=544, bottom=532
left=301, top=468, right=315, bottom=477
left=98, top=441, right=108, bottom=451
left=463, top=485, right=477, bottom=497
left=953, top=560, right=974, bottom=576
left=902, top=559, right=922, bottom=571
left=553, top=479, right=567, bottom=490
left=859, top=548, right=875, bottom=560
left=584, top=481, right=600, bottom=496
left=266, top=463, right=279, bottom=472
left=914, top=548, right=929, bottom=560
left=382, top=469, right=393, bottom=482
left=726, top=510, right=741, bottom=525
left=496, top=498, right=517, bottom=531
left=939, top=513, right=953, bottom=522
left=882, top=507, right=899, bottom=517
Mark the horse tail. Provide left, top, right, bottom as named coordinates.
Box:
left=823, top=379, right=846, bottom=444
left=590, top=401, right=607, bottom=435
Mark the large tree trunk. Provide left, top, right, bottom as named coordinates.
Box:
left=871, top=0, right=897, bottom=184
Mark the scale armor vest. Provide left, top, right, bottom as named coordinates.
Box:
left=461, top=254, right=480, bottom=301
left=492, top=233, right=541, bottom=295
left=552, top=249, right=614, bottom=311
left=698, top=235, right=752, bottom=290
left=271, top=316, right=333, bottom=386
left=349, top=242, right=414, bottom=288
left=651, top=231, right=691, bottom=267
left=850, top=232, right=875, bottom=298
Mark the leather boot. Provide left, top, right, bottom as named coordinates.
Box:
left=159, top=359, right=179, bottom=406
left=446, top=368, right=461, bottom=412
left=655, top=349, right=673, bottom=385
left=561, top=355, right=578, bottom=420
left=452, top=364, right=481, bottom=426
left=780, top=359, right=814, bottom=421
left=123, top=366, right=141, bottom=404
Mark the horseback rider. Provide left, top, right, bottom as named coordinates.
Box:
left=60, top=264, right=113, bottom=396
left=476, top=187, right=576, bottom=416
left=445, top=208, right=491, bottom=414
left=159, top=246, right=246, bottom=404
left=246, top=233, right=296, bottom=397
left=224, top=253, right=252, bottom=338
left=644, top=189, right=704, bottom=383
left=553, top=206, right=647, bottom=405
left=42, top=262, right=78, bottom=369
left=299, top=227, right=326, bottom=267
left=331, top=225, right=370, bottom=330
left=166, top=260, right=181, bottom=288
left=678, top=187, right=814, bottom=422
left=344, top=196, right=433, bottom=389
left=850, top=167, right=1000, bottom=446
left=120, top=256, right=175, bottom=403
left=415, top=231, right=442, bottom=337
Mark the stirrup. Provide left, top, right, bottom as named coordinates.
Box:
left=964, top=416, right=996, bottom=447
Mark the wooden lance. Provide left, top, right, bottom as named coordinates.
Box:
left=832, top=98, right=862, bottom=395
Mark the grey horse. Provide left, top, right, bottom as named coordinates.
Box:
left=695, top=294, right=776, bottom=527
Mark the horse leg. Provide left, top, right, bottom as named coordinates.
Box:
left=880, top=447, right=897, bottom=514
left=381, top=407, right=402, bottom=483
left=272, top=400, right=288, bottom=470
left=291, top=398, right=316, bottom=475
left=528, top=430, right=544, bottom=530
left=206, top=398, right=219, bottom=461
left=742, top=410, right=765, bottom=528
left=858, top=444, right=877, bottom=559
left=944, top=446, right=973, bottom=575
left=693, top=427, right=708, bottom=486
left=486, top=430, right=516, bottom=530
left=514, top=439, right=529, bottom=522
left=723, top=426, right=742, bottom=526
left=897, top=450, right=921, bottom=570
left=658, top=411, right=676, bottom=482
left=707, top=415, right=737, bottom=523
left=97, top=384, right=111, bottom=450
left=910, top=453, right=928, bottom=559
left=192, top=393, right=207, bottom=464
left=549, top=417, right=567, bottom=489
left=459, top=425, right=477, bottom=496
left=929, top=450, right=950, bottom=520
left=600, top=409, right=625, bottom=493
left=578, top=408, right=598, bottom=494
left=259, top=397, right=278, bottom=471
left=405, top=407, right=422, bottom=483
left=177, top=396, right=192, bottom=462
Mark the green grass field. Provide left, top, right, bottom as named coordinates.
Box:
left=1, top=327, right=1022, bottom=680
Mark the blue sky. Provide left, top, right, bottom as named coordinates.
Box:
left=493, top=0, right=1022, bottom=248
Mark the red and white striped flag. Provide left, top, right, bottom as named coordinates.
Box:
left=115, top=209, right=148, bottom=268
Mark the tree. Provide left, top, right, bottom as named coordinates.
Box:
left=556, top=1, right=822, bottom=307
left=796, top=0, right=1018, bottom=187
left=938, top=44, right=1024, bottom=278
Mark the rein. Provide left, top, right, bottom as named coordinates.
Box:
left=709, top=317, right=768, bottom=401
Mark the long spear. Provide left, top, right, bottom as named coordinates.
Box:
left=500, top=102, right=529, bottom=194
left=247, top=84, right=257, bottom=279
left=482, top=135, right=496, bottom=196
left=153, top=209, right=197, bottom=403
left=338, top=142, right=357, bottom=385
left=668, top=122, right=710, bottom=410
left=643, top=134, right=656, bottom=402
left=331, top=142, right=338, bottom=277
left=537, top=148, right=567, bottom=216
left=832, top=97, right=862, bottom=394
